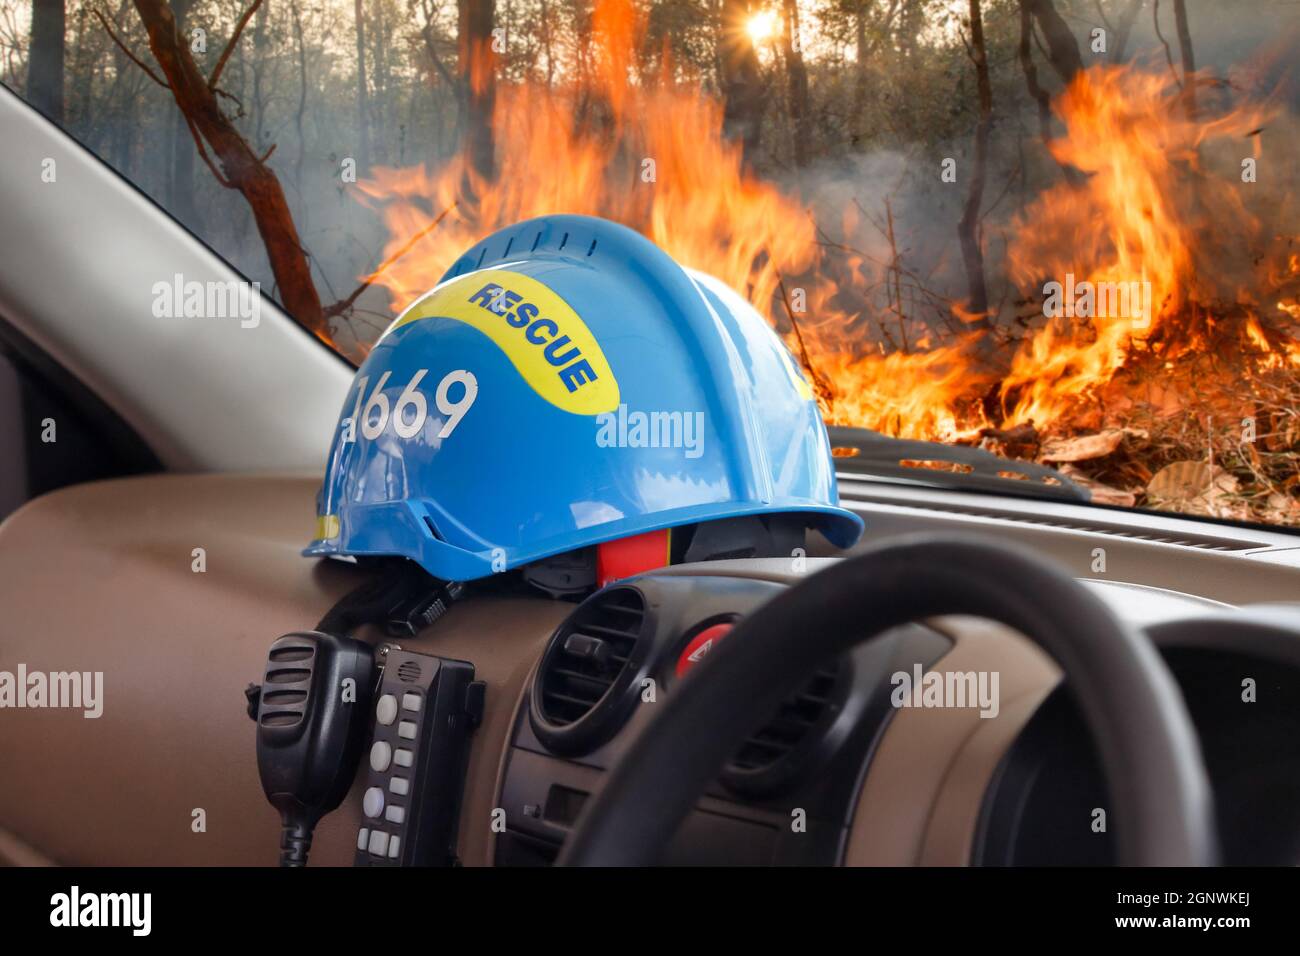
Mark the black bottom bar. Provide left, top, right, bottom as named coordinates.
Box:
left=2, top=866, right=1279, bottom=940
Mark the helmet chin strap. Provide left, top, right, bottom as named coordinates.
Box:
left=596, top=528, right=672, bottom=587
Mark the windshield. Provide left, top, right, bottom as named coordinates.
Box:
left=5, top=0, right=1298, bottom=526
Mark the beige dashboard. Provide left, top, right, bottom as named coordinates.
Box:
left=0, top=474, right=567, bottom=866
left=0, top=473, right=1238, bottom=866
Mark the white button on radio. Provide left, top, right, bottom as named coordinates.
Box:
left=368, top=830, right=389, bottom=857
left=394, top=748, right=413, bottom=768
left=385, top=805, right=405, bottom=824
left=357, top=828, right=369, bottom=850
left=389, top=776, right=410, bottom=796
left=388, top=837, right=401, bottom=859
left=401, top=692, right=422, bottom=713
left=363, top=786, right=385, bottom=818
left=398, top=720, right=417, bottom=740
left=369, top=741, right=392, bottom=772
left=376, top=694, right=398, bottom=725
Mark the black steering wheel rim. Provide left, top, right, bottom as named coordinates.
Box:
left=557, top=533, right=1218, bottom=866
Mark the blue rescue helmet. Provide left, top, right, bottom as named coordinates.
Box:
left=305, top=214, right=864, bottom=580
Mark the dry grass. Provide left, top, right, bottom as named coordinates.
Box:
left=1036, top=354, right=1300, bottom=525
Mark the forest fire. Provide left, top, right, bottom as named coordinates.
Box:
left=999, top=65, right=1298, bottom=430
left=354, top=3, right=1300, bottom=521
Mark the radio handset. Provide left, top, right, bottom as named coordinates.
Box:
left=251, top=631, right=375, bottom=867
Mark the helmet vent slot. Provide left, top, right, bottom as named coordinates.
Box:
left=421, top=514, right=443, bottom=541
left=587, top=238, right=598, bottom=256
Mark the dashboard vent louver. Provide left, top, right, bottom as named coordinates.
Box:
left=722, top=660, right=847, bottom=797
left=529, top=586, right=649, bottom=755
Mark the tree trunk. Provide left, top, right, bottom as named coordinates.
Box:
left=780, top=0, right=811, bottom=167
left=252, top=0, right=270, bottom=153
left=540, top=0, right=554, bottom=86
left=292, top=1, right=309, bottom=185
left=896, top=0, right=920, bottom=63
left=168, top=0, right=201, bottom=230
left=130, top=0, right=327, bottom=339
left=1017, top=0, right=1082, bottom=187
left=1173, top=0, right=1195, bottom=118
left=719, top=0, right=764, bottom=164
left=70, top=3, right=95, bottom=132
left=28, top=0, right=66, bottom=123
left=354, top=0, right=372, bottom=173
left=1024, top=0, right=1083, bottom=84
left=417, top=0, right=458, bottom=164
left=95, top=0, right=134, bottom=153
left=852, top=0, right=869, bottom=145
left=1109, top=0, right=1144, bottom=63
left=457, top=0, right=495, bottom=181
left=957, top=0, right=993, bottom=328
left=374, top=1, right=388, bottom=165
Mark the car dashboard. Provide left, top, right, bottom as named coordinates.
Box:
left=1, top=472, right=1299, bottom=866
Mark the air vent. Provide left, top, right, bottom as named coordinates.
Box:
left=529, top=586, right=649, bottom=755
left=722, top=660, right=848, bottom=797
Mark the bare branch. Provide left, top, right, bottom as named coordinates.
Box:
left=1173, top=0, right=1197, bottom=118
left=421, top=24, right=458, bottom=87
left=92, top=7, right=168, bottom=88
left=324, top=203, right=458, bottom=319
left=1109, top=0, right=1144, bottom=62
left=775, top=269, right=834, bottom=406
left=179, top=111, right=235, bottom=188
left=212, top=85, right=246, bottom=118
left=1152, top=0, right=1184, bottom=90
left=1023, top=0, right=1084, bottom=83
left=1092, top=0, right=1114, bottom=31
left=864, top=0, right=903, bottom=58
left=129, top=0, right=327, bottom=336
left=1018, top=0, right=1084, bottom=187
left=208, top=0, right=266, bottom=91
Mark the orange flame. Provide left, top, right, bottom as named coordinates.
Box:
left=997, top=65, right=1293, bottom=428
left=353, top=19, right=1300, bottom=450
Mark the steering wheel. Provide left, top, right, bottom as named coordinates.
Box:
left=557, top=534, right=1218, bottom=866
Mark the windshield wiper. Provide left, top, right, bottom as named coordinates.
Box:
left=826, top=426, right=1090, bottom=503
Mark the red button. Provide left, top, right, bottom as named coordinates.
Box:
left=675, top=622, right=734, bottom=678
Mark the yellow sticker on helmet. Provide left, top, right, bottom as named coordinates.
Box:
left=384, top=269, right=620, bottom=416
